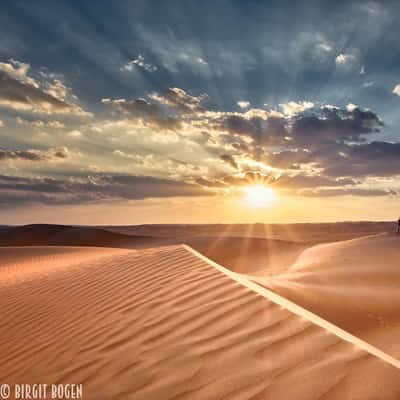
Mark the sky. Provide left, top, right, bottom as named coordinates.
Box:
left=0, top=0, right=400, bottom=224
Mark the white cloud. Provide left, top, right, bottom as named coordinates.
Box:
left=0, top=59, right=91, bottom=116
left=178, top=53, right=208, bottom=66
left=237, top=101, right=250, bottom=109
left=393, top=84, right=400, bottom=96
left=196, top=57, right=207, bottom=65
left=45, top=79, right=69, bottom=100
left=346, top=103, right=358, bottom=112
left=16, top=117, right=66, bottom=129
left=47, top=120, right=66, bottom=129
left=279, top=101, right=314, bottom=117
left=121, top=54, right=157, bottom=72
left=363, top=81, right=375, bottom=88
left=335, top=53, right=357, bottom=66
left=68, top=130, right=82, bottom=137
left=0, top=59, right=39, bottom=87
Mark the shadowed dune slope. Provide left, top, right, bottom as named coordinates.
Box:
left=0, top=245, right=399, bottom=399
left=258, top=234, right=400, bottom=359
left=184, top=237, right=306, bottom=275
left=0, top=224, right=157, bottom=247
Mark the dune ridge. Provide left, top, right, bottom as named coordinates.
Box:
left=257, top=234, right=400, bottom=360
left=1, top=244, right=399, bottom=399
left=186, top=245, right=400, bottom=368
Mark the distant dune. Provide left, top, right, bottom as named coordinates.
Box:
left=0, top=224, right=156, bottom=247
left=104, top=221, right=394, bottom=243
left=0, top=245, right=399, bottom=399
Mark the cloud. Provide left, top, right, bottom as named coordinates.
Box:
left=300, top=187, right=397, bottom=197
left=44, top=79, right=70, bottom=101
left=290, top=106, right=383, bottom=147
left=177, top=52, right=208, bottom=66
left=102, top=88, right=207, bottom=131
left=2, top=80, right=396, bottom=202
left=215, top=111, right=288, bottom=146
left=0, top=59, right=39, bottom=87
left=323, top=141, right=400, bottom=177
left=148, top=87, right=207, bottom=114
left=0, top=173, right=207, bottom=207
left=100, top=87, right=390, bottom=196
left=197, top=171, right=357, bottom=192
left=220, top=154, right=238, bottom=169
left=273, top=174, right=357, bottom=190
left=121, top=54, right=157, bottom=72
left=102, top=97, right=180, bottom=130
left=335, top=53, right=357, bottom=65
left=279, top=101, right=314, bottom=117
left=112, top=150, right=205, bottom=178
left=393, top=84, right=400, bottom=96
left=67, top=130, right=82, bottom=137
left=237, top=101, right=250, bottom=109
left=334, top=52, right=361, bottom=73
left=266, top=141, right=400, bottom=178
left=0, top=146, right=69, bottom=162
left=0, top=59, right=91, bottom=116
left=16, top=117, right=66, bottom=129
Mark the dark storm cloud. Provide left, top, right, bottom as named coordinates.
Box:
left=323, top=141, right=400, bottom=177
left=219, top=115, right=288, bottom=146
left=265, top=140, right=400, bottom=179
left=290, top=107, right=383, bottom=147
left=0, top=173, right=207, bottom=207
left=207, top=105, right=383, bottom=151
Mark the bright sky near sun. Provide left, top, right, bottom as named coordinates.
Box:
left=0, top=1, right=400, bottom=224
left=243, top=185, right=276, bottom=208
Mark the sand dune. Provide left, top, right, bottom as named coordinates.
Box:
left=0, top=224, right=155, bottom=247
left=257, top=234, right=400, bottom=359
left=0, top=244, right=399, bottom=399
left=0, top=225, right=309, bottom=275
left=184, top=237, right=307, bottom=275
left=105, top=221, right=394, bottom=243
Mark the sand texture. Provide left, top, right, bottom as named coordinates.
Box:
left=259, top=234, right=400, bottom=359
left=0, top=244, right=399, bottom=399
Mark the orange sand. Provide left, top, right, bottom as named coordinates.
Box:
left=0, top=244, right=399, bottom=399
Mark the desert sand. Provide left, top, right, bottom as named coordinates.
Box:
left=256, top=234, right=400, bottom=359
left=1, top=241, right=400, bottom=399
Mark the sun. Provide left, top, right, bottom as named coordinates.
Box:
left=242, top=184, right=276, bottom=208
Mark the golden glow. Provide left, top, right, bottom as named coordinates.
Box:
left=242, top=185, right=276, bottom=208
